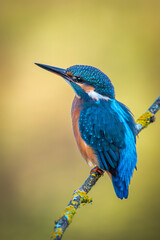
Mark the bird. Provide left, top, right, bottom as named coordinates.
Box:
left=35, top=63, right=137, bottom=199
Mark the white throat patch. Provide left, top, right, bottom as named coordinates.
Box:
left=88, top=90, right=109, bottom=101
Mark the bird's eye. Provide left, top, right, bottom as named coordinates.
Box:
left=72, top=76, right=77, bottom=81
left=72, top=76, right=84, bottom=83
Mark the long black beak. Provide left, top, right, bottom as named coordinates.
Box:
left=35, top=63, right=70, bottom=80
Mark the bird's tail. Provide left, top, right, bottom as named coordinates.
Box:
left=112, top=175, right=129, bottom=199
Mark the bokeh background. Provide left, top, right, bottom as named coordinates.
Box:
left=1, top=0, right=160, bottom=240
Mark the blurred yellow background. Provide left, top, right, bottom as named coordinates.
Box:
left=1, top=0, right=160, bottom=240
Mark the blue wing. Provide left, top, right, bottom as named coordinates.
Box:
left=79, top=100, right=125, bottom=174
left=79, top=99, right=137, bottom=199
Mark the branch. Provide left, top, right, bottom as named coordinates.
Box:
left=136, top=96, right=160, bottom=133
left=51, top=96, right=160, bottom=240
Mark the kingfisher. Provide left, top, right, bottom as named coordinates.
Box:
left=35, top=63, right=137, bottom=199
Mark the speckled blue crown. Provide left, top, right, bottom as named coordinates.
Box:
left=67, top=65, right=115, bottom=99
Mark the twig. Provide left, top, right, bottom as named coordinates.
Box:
left=51, top=95, right=160, bottom=240
left=136, top=96, right=160, bottom=133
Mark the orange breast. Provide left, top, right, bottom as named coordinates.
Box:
left=71, top=96, right=98, bottom=167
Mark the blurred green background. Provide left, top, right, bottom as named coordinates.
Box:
left=1, top=0, right=160, bottom=239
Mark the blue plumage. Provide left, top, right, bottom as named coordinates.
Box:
left=67, top=65, right=115, bottom=99
left=79, top=99, right=137, bottom=199
left=36, top=63, right=138, bottom=199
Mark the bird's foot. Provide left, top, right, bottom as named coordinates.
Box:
left=90, top=166, right=104, bottom=175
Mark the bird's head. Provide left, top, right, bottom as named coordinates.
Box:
left=35, top=64, right=115, bottom=100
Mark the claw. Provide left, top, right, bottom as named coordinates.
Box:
left=90, top=166, right=104, bottom=175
